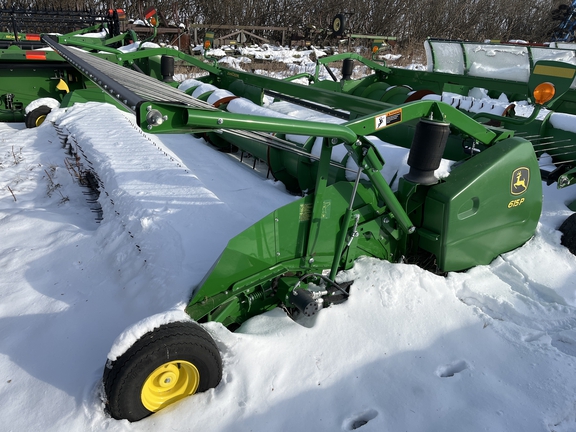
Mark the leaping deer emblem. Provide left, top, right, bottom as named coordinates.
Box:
left=514, top=172, right=526, bottom=190
left=511, top=168, right=529, bottom=195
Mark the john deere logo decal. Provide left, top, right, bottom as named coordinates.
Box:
left=511, top=167, right=529, bottom=195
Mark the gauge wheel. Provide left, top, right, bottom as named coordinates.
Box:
left=332, top=14, right=346, bottom=37
left=103, top=321, right=222, bottom=422
left=25, top=105, right=52, bottom=128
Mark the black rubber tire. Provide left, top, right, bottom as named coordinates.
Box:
left=560, top=213, right=576, bottom=255
left=103, top=321, right=222, bottom=422
left=25, top=105, right=52, bottom=128
left=332, top=14, right=346, bottom=37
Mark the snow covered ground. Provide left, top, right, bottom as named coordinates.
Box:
left=2, top=64, right=576, bottom=432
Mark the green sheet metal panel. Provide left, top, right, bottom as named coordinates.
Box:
left=188, top=182, right=394, bottom=312
left=420, top=137, right=542, bottom=271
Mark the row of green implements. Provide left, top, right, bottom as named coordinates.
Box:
left=2, top=21, right=576, bottom=421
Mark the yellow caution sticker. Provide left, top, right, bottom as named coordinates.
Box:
left=375, top=108, right=402, bottom=130
left=533, top=64, right=576, bottom=79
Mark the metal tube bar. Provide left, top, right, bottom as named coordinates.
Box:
left=523, top=135, right=554, bottom=139
left=363, top=167, right=415, bottom=234
left=543, top=150, right=576, bottom=158
left=186, top=110, right=358, bottom=145
left=263, top=90, right=350, bottom=121
left=532, top=139, right=574, bottom=149
left=225, top=130, right=355, bottom=172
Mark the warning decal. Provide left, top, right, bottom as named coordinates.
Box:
left=375, top=108, right=402, bottom=130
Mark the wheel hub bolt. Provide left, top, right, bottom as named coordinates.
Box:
left=158, top=371, right=177, bottom=387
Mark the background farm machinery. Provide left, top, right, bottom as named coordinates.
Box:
left=0, top=6, right=132, bottom=48
left=551, top=0, right=576, bottom=42
left=3, top=24, right=576, bottom=421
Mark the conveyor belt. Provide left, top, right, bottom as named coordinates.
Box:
left=41, top=35, right=217, bottom=112
left=39, top=36, right=356, bottom=172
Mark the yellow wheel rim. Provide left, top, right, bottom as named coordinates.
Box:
left=35, top=115, right=46, bottom=127
left=141, top=360, right=200, bottom=412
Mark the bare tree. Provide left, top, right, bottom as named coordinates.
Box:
left=0, top=0, right=560, bottom=46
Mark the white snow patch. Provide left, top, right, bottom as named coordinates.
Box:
left=25, top=97, right=60, bottom=113
left=107, top=307, right=192, bottom=362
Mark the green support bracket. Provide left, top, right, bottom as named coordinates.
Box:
left=305, top=139, right=332, bottom=267
left=345, top=100, right=499, bottom=145
left=346, top=138, right=415, bottom=235
left=329, top=167, right=362, bottom=280
left=315, top=52, right=392, bottom=79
